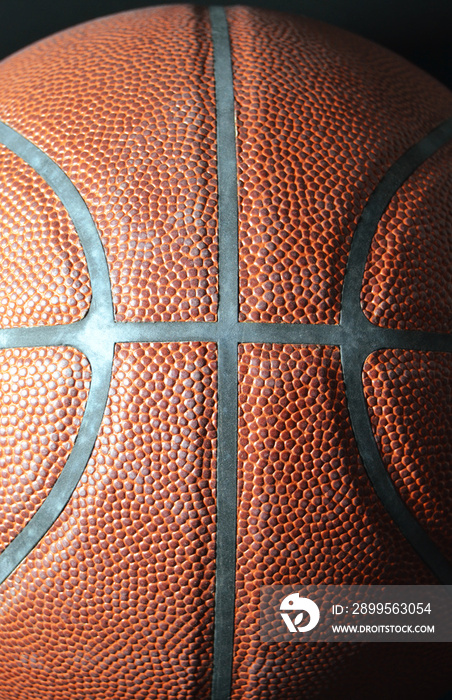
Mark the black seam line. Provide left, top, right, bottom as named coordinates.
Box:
left=0, top=121, right=114, bottom=323
left=0, top=35, right=450, bottom=666
left=0, top=320, right=450, bottom=352
left=5, top=107, right=449, bottom=598
left=0, top=122, right=114, bottom=584
left=340, top=115, right=452, bottom=584
left=0, top=320, right=344, bottom=347
left=209, top=6, right=239, bottom=700
left=341, top=115, right=452, bottom=328
left=0, top=348, right=113, bottom=585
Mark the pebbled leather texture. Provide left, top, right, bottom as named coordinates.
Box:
left=0, top=5, right=450, bottom=699
left=362, top=141, right=452, bottom=332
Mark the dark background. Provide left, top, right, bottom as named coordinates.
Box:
left=0, top=0, right=451, bottom=90
left=0, top=2, right=450, bottom=699
left=0, top=0, right=452, bottom=89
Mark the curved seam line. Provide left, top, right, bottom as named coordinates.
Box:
left=0, top=124, right=115, bottom=582
left=340, top=116, right=452, bottom=584
left=0, top=350, right=114, bottom=584
left=0, top=121, right=114, bottom=323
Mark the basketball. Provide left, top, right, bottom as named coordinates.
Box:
left=0, top=4, right=451, bottom=699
